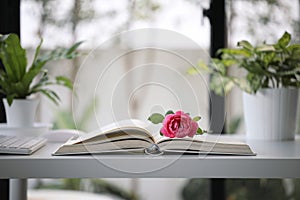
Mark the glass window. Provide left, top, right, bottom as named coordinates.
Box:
left=20, top=0, right=300, bottom=199
left=22, top=1, right=211, bottom=200
left=21, top=0, right=211, bottom=132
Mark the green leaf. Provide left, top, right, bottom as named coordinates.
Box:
left=242, top=61, right=265, bottom=74
left=26, top=71, right=50, bottom=93
left=196, top=127, right=203, bottom=134
left=160, top=131, right=164, bottom=136
left=277, top=31, right=291, bottom=48
left=56, top=76, right=73, bottom=90
left=256, top=45, right=275, bottom=52
left=287, top=44, right=300, bottom=52
left=276, top=68, right=300, bottom=76
left=237, top=40, right=254, bottom=51
left=232, top=77, right=253, bottom=93
left=246, top=73, right=263, bottom=93
left=39, top=89, right=60, bottom=105
left=34, top=41, right=83, bottom=65
left=6, top=95, right=16, bottom=106
left=66, top=41, right=84, bottom=55
left=187, top=60, right=212, bottom=75
left=209, top=74, right=235, bottom=96
left=211, top=59, right=227, bottom=75
left=165, top=110, right=174, bottom=116
left=261, top=51, right=275, bottom=67
left=198, top=60, right=210, bottom=70
left=186, top=67, right=199, bottom=75
left=220, top=59, right=238, bottom=67
left=192, top=116, right=201, bottom=121
left=220, top=48, right=251, bottom=57
left=32, top=38, right=43, bottom=64
left=224, top=79, right=235, bottom=94
left=0, top=34, right=27, bottom=81
left=148, top=113, right=165, bottom=124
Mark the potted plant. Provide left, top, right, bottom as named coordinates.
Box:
left=191, top=31, right=300, bottom=140
left=0, top=33, right=82, bottom=127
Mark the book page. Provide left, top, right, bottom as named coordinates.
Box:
left=66, top=119, right=155, bottom=145
left=156, top=134, right=254, bottom=155
left=156, top=134, right=247, bottom=145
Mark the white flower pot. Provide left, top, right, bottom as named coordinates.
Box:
left=3, top=98, right=39, bottom=127
left=243, top=88, right=299, bottom=141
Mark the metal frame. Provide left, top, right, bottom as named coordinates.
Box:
left=204, top=0, right=227, bottom=199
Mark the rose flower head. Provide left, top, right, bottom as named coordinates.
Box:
left=148, top=110, right=204, bottom=138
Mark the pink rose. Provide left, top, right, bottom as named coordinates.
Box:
left=160, top=111, right=198, bottom=138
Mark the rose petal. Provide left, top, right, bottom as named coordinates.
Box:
left=160, top=110, right=199, bottom=138
left=188, top=120, right=198, bottom=137
left=161, top=126, right=175, bottom=138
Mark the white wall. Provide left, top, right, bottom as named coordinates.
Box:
left=38, top=48, right=210, bottom=132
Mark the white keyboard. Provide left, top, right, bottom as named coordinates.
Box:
left=0, top=135, right=47, bottom=155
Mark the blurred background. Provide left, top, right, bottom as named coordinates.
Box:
left=18, top=0, right=300, bottom=199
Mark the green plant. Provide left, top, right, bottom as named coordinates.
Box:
left=0, top=33, right=82, bottom=105
left=189, top=31, right=300, bottom=95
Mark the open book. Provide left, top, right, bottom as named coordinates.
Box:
left=53, top=120, right=255, bottom=156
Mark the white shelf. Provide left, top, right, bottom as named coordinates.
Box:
left=1, top=136, right=300, bottom=178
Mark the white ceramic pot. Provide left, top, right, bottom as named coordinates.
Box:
left=3, top=98, right=39, bottom=127
left=243, top=88, right=299, bottom=141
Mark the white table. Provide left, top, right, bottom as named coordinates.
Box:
left=2, top=136, right=300, bottom=200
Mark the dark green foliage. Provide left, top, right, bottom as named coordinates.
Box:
left=0, top=33, right=82, bottom=105
left=191, top=32, right=300, bottom=96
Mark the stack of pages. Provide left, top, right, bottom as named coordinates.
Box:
left=53, top=120, right=255, bottom=156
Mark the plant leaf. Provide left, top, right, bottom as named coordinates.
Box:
left=32, top=38, right=43, bottom=64
left=55, top=76, right=73, bottom=90
left=220, top=48, right=251, bottom=57
left=186, top=67, right=200, bottom=75
left=66, top=41, right=84, bottom=55
left=232, top=77, right=253, bottom=94
left=0, top=34, right=27, bottom=81
left=148, top=113, right=165, bottom=124
left=277, top=31, right=291, bottom=48
left=6, top=94, right=16, bottom=106
left=237, top=40, right=254, bottom=51
left=165, top=110, right=174, bottom=116
left=287, top=44, right=300, bottom=52
left=210, top=74, right=234, bottom=96
left=256, top=45, right=275, bottom=52
left=192, top=116, right=201, bottom=121
left=196, top=127, right=203, bottom=134
left=39, top=89, right=60, bottom=105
